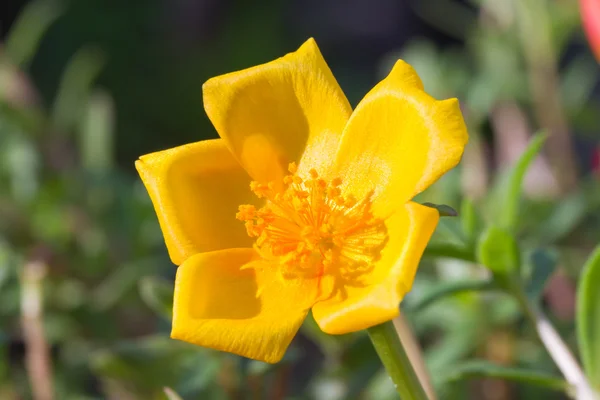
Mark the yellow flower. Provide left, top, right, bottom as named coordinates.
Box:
left=136, top=38, right=468, bottom=363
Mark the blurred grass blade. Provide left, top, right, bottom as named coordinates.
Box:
left=0, top=241, right=14, bottom=290
left=407, top=279, right=493, bottom=312
left=525, top=248, right=558, bottom=304
left=91, top=260, right=156, bottom=311
left=139, top=276, right=173, bottom=320
left=577, top=246, right=600, bottom=389
left=460, top=198, right=481, bottom=244
left=426, top=304, right=483, bottom=380
left=91, top=336, right=218, bottom=392
left=423, top=243, right=475, bottom=262
left=51, top=47, right=105, bottom=133
left=4, top=0, right=63, bottom=67
left=534, top=183, right=593, bottom=245
left=477, top=226, right=520, bottom=278
left=501, top=132, right=546, bottom=231
left=5, top=135, right=39, bottom=202
left=443, top=360, right=571, bottom=394
left=422, top=202, right=458, bottom=217
left=163, top=387, right=183, bottom=400
left=80, top=90, right=114, bottom=173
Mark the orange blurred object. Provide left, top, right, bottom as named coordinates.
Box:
left=581, top=0, right=600, bottom=61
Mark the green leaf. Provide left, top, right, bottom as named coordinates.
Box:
left=4, top=0, right=63, bottom=67
left=91, top=336, right=218, bottom=393
left=51, top=47, right=106, bottom=133
left=423, top=243, right=476, bottom=262
left=139, top=276, right=174, bottom=320
left=534, top=184, right=591, bottom=244
left=577, top=246, right=600, bottom=388
left=422, top=202, right=458, bottom=217
left=91, top=259, right=157, bottom=311
left=525, top=248, right=558, bottom=304
left=500, top=132, right=547, bottom=231
left=443, top=360, right=571, bottom=393
left=406, top=279, right=494, bottom=312
left=477, top=226, right=520, bottom=279
left=80, top=91, right=114, bottom=173
left=424, top=303, right=483, bottom=379
left=0, top=240, right=15, bottom=290
left=460, top=198, right=481, bottom=244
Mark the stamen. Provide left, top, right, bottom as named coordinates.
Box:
left=237, top=163, right=387, bottom=282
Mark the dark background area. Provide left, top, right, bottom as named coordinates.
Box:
left=2, top=0, right=468, bottom=162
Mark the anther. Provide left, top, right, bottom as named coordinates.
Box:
left=237, top=166, right=387, bottom=280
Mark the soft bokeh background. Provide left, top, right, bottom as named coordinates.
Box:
left=1, top=0, right=600, bottom=399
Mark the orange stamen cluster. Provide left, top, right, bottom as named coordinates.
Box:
left=236, top=163, right=387, bottom=280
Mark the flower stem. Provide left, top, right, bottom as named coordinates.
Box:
left=367, top=320, right=430, bottom=400
left=512, top=285, right=597, bottom=400
left=20, top=260, right=54, bottom=400
left=392, top=314, right=437, bottom=400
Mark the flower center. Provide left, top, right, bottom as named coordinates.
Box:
left=236, top=163, right=388, bottom=280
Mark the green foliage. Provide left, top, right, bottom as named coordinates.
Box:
left=139, top=276, right=174, bottom=320
left=533, top=179, right=600, bottom=245
left=4, top=0, right=63, bottom=67
left=525, top=248, right=558, bottom=303
left=477, top=226, right=520, bottom=279
left=442, top=360, right=571, bottom=394
left=406, top=279, right=493, bottom=312
left=577, top=247, right=600, bottom=389
left=496, top=133, right=547, bottom=232
left=51, top=47, right=106, bottom=133
left=460, top=198, right=482, bottom=245
left=421, top=202, right=459, bottom=217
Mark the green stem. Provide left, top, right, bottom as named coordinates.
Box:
left=367, top=321, right=430, bottom=400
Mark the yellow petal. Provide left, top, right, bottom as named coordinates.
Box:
left=136, top=139, right=260, bottom=265
left=171, top=248, right=319, bottom=363
left=312, top=202, right=439, bottom=334
left=203, top=38, right=352, bottom=185
left=332, top=60, right=468, bottom=217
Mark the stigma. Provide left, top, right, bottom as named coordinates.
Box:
left=236, top=163, right=387, bottom=280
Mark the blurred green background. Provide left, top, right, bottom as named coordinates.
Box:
left=1, top=0, right=600, bottom=399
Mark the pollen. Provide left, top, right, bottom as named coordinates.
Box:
left=236, top=163, right=388, bottom=281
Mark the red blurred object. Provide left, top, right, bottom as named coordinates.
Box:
left=581, top=0, right=600, bottom=62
